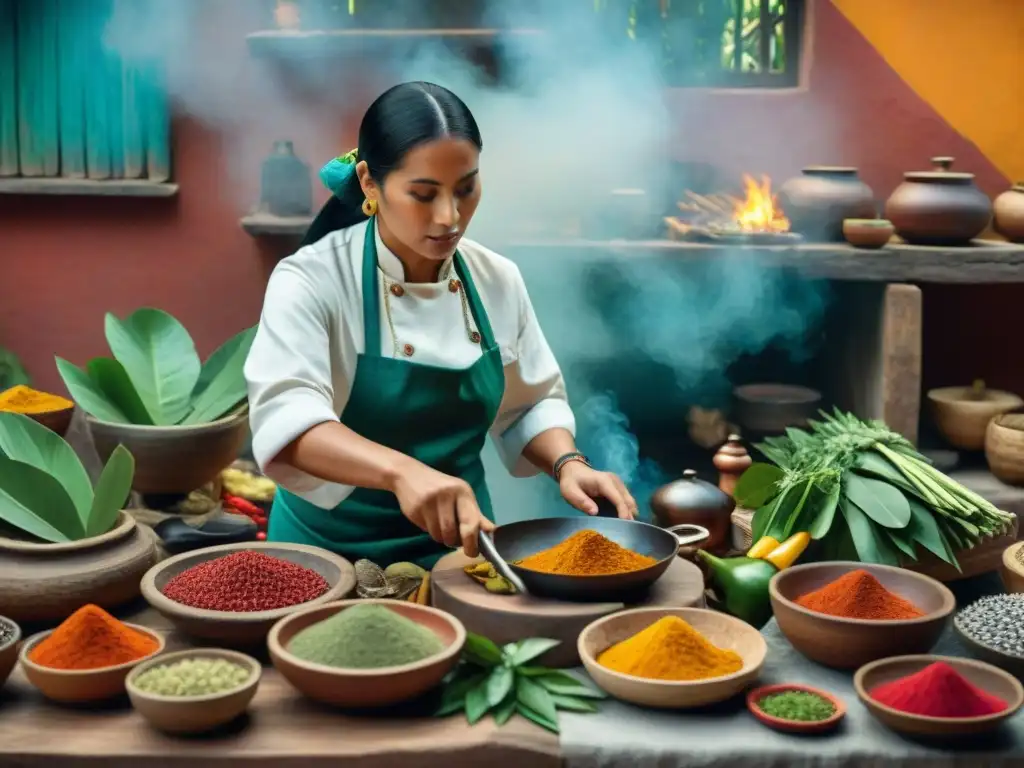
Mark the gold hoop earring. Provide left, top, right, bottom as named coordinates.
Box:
left=362, top=198, right=377, bottom=216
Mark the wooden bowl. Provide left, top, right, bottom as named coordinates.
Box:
left=0, top=615, right=21, bottom=688
left=140, top=542, right=356, bottom=646
left=19, top=623, right=165, bottom=703
left=986, top=414, right=1024, bottom=485
left=770, top=562, right=954, bottom=669
left=26, top=405, right=74, bottom=436
left=578, top=607, right=767, bottom=709
left=267, top=599, right=466, bottom=708
left=928, top=387, right=1023, bottom=451
left=843, top=218, right=895, bottom=249
left=854, top=655, right=1023, bottom=737
left=746, top=683, right=846, bottom=734
left=1001, top=541, right=1024, bottom=593
left=126, top=648, right=261, bottom=734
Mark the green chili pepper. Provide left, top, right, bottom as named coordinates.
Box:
left=697, top=551, right=776, bottom=629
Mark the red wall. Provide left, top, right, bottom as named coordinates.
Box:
left=0, top=0, right=1016, bottom=396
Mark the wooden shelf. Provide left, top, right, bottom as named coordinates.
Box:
left=0, top=178, right=178, bottom=197
left=247, top=27, right=543, bottom=56
left=241, top=212, right=313, bottom=237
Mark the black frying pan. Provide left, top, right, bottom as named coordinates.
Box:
left=477, top=516, right=709, bottom=602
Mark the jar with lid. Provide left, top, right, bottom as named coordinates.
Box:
left=884, top=156, right=992, bottom=245
left=650, top=469, right=735, bottom=553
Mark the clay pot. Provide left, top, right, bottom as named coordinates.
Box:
left=928, top=384, right=1023, bottom=451
left=777, top=167, right=876, bottom=242
left=884, top=157, right=992, bottom=246
left=986, top=414, right=1024, bottom=486
left=994, top=183, right=1024, bottom=243
left=651, top=469, right=735, bottom=553
left=843, top=218, right=894, bottom=249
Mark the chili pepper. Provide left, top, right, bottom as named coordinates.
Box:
left=763, top=531, right=811, bottom=571
left=746, top=536, right=780, bottom=560
left=223, top=494, right=263, bottom=517
left=256, top=532, right=267, bottom=541
left=697, top=551, right=776, bottom=629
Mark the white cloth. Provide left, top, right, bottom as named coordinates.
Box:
left=244, top=219, right=576, bottom=509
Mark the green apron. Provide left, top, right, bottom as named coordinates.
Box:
left=269, top=218, right=506, bottom=568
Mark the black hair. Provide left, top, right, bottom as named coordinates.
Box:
left=300, top=81, right=483, bottom=247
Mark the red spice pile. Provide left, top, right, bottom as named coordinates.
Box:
left=162, top=551, right=329, bottom=612
left=795, top=569, right=925, bottom=620
left=871, top=661, right=1008, bottom=718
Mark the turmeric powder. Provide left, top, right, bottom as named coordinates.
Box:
left=597, top=616, right=744, bottom=681
left=0, top=385, right=73, bottom=415
left=514, top=530, right=656, bottom=576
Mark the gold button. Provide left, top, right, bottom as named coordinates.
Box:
left=390, top=284, right=405, bottom=297
left=448, top=279, right=461, bottom=293
left=470, top=331, right=481, bottom=344
left=403, top=343, right=415, bottom=357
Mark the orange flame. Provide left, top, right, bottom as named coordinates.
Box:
left=733, top=175, right=789, bottom=233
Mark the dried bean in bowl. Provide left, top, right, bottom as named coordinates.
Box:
left=955, top=594, right=1024, bottom=658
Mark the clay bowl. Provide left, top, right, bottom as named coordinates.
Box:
left=1001, top=541, right=1024, bottom=594
left=140, top=542, right=356, bottom=646
left=267, top=599, right=466, bottom=708
left=25, top=405, right=74, bottom=436
left=770, top=562, right=954, bottom=670
left=87, top=407, right=249, bottom=494
left=733, top=384, right=821, bottom=435
left=985, top=414, right=1024, bottom=485
left=578, top=607, right=767, bottom=709
left=19, top=623, right=165, bottom=703
left=842, top=218, right=894, bottom=249
left=126, top=648, right=261, bottom=734
left=746, top=683, right=846, bottom=734
left=0, top=615, right=21, bottom=688
left=954, top=611, right=1024, bottom=680
left=928, top=387, right=1023, bottom=451
left=854, top=655, right=1023, bottom=737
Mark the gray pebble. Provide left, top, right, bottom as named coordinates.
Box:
left=955, top=594, right=1024, bottom=657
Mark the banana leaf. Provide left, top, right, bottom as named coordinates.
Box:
left=843, top=473, right=911, bottom=529
left=733, top=462, right=783, bottom=509
left=56, top=356, right=130, bottom=423
left=180, top=326, right=257, bottom=425
left=839, top=496, right=899, bottom=565
left=86, top=444, right=134, bottom=537
left=87, top=357, right=153, bottom=425
left=0, top=455, right=82, bottom=542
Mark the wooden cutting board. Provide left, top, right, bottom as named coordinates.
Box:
left=431, top=551, right=706, bottom=667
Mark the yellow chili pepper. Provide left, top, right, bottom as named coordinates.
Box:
left=746, top=536, right=781, bottom=560
left=764, top=532, right=811, bottom=571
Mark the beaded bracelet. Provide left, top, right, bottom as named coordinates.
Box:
left=553, top=452, right=591, bottom=479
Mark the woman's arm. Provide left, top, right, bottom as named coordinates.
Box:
left=275, top=420, right=409, bottom=492
left=522, top=427, right=577, bottom=477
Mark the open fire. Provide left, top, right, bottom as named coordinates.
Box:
left=666, top=174, right=796, bottom=242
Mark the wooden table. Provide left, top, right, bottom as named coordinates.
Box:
left=0, top=606, right=560, bottom=768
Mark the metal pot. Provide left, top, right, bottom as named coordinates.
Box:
left=884, top=157, right=992, bottom=246
left=994, top=183, right=1024, bottom=243
left=650, top=469, right=735, bottom=553
left=777, top=166, right=876, bottom=242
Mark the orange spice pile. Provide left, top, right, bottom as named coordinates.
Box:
left=515, top=530, right=656, bottom=576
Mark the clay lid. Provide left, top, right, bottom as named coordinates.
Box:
left=802, top=166, right=859, bottom=175
left=905, top=156, right=975, bottom=183
left=651, top=469, right=735, bottom=516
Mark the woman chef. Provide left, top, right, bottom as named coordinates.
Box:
left=244, top=81, right=637, bottom=568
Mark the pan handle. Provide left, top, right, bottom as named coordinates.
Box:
left=477, top=531, right=528, bottom=595
left=666, top=523, right=711, bottom=548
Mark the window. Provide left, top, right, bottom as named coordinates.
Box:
left=0, top=1, right=171, bottom=184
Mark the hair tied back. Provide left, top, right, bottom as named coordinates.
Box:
left=319, top=148, right=359, bottom=197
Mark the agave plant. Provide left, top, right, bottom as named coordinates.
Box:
left=56, top=308, right=256, bottom=426
left=0, top=412, right=134, bottom=543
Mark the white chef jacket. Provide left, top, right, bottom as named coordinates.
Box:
left=244, top=219, right=576, bottom=509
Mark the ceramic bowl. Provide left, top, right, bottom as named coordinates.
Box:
left=19, top=623, right=165, bottom=702
left=0, top=615, right=21, bottom=688
left=126, top=648, right=261, bottom=734
left=986, top=414, right=1024, bottom=485
left=578, top=607, right=767, bottom=709
left=854, top=655, right=1023, bottom=737
left=843, top=218, right=895, bottom=249
left=770, top=562, right=955, bottom=669
left=928, top=386, right=1023, bottom=451
left=267, top=599, right=466, bottom=708
left=140, top=542, right=356, bottom=646
left=746, top=683, right=846, bottom=734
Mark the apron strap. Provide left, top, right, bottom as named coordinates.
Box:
left=453, top=253, right=498, bottom=350
left=361, top=217, right=382, bottom=358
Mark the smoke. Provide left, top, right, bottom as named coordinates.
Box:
left=102, top=0, right=829, bottom=521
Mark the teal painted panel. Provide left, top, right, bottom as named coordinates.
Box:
left=16, top=0, right=43, bottom=175
left=57, top=0, right=86, bottom=178
left=141, top=61, right=170, bottom=182
left=106, top=49, right=124, bottom=178
left=0, top=0, right=18, bottom=176
left=120, top=61, right=145, bottom=178
left=38, top=0, right=59, bottom=176
left=83, top=0, right=112, bottom=178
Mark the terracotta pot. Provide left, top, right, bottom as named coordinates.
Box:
left=884, top=156, right=992, bottom=246
left=843, top=218, right=894, bottom=249
left=650, top=469, right=735, bottom=553
left=777, top=167, right=876, bottom=242
left=994, top=183, right=1024, bottom=243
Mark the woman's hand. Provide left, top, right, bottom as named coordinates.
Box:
left=558, top=462, right=638, bottom=519
left=390, top=460, right=494, bottom=557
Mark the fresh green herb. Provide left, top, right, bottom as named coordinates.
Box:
left=437, top=635, right=606, bottom=733
left=736, top=409, right=1014, bottom=569
left=757, top=690, right=836, bottom=722
left=56, top=308, right=256, bottom=427
left=0, top=412, right=134, bottom=543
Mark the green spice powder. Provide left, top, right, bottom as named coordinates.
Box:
left=288, top=603, right=445, bottom=669
left=134, top=658, right=251, bottom=697
left=757, top=690, right=836, bottom=722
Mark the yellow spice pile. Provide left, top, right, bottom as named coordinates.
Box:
left=597, top=616, right=743, bottom=682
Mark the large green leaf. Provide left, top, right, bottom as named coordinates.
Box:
left=734, top=463, right=784, bottom=509
left=87, top=445, right=134, bottom=537
left=0, top=456, right=83, bottom=542
left=808, top=482, right=841, bottom=540
left=843, top=473, right=911, bottom=529
left=765, top=485, right=802, bottom=540
left=104, top=309, right=200, bottom=426
left=0, top=412, right=94, bottom=526
left=181, top=326, right=257, bottom=426
left=905, top=498, right=955, bottom=565
left=885, top=526, right=918, bottom=561
left=86, top=358, right=153, bottom=425
left=55, top=357, right=129, bottom=423
left=839, top=496, right=899, bottom=565
left=516, top=676, right=558, bottom=724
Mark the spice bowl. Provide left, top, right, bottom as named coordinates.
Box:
left=854, top=655, right=1024, bottom=737
left=578, top=607, right=767, bottom=709
left=268, top=599, right=466, bottom=708
left=140, top=542, right=357, bottom=645
left=954, top=592, right=1024, bottom=679
left=18, top=623, right=165, bottom=703
left=770, top=562, right=955, bottom=669
left=0, top=615, right=21, bottom=688
left=126, top=649, right=261, bottom=734
left=1001, top=541, right=1024, bottom=594
left=746, top=683, right=846, bottom=734
left=843, top=218, right=895, bottom=249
